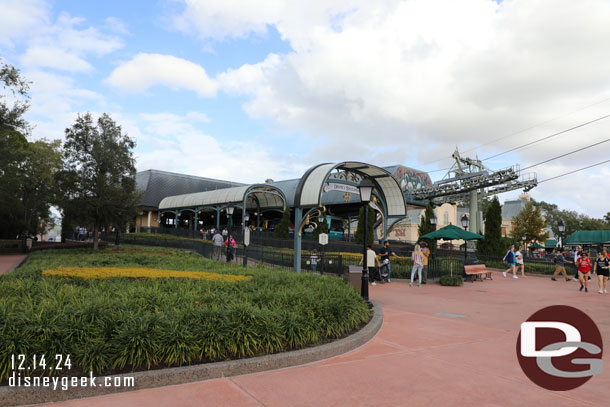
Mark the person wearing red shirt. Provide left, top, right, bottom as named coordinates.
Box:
left=577, top=251, right=593, bottom=293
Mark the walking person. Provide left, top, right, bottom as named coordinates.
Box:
left=502, top=245, right=518, bottom=279
left=224, top=235, right=237, bottom=263
left=572, top=247, right=582, bottom=281
left=576, top=251, right=592, bottom=292
left=310, top=249, right=320, bottom=273
left=593, top=251, right=609, bottom=294
left=551, top=249, right=572, bottom=281
left=421, top=242, right=431, bottom=284
left=359, top=245, right=381, bottom=286
left=379, top=241, right=399, bottom=283
left=409, top=244, right=424, bottom=287
left=212, top=230, right=223, bottom=260
left=515, top=246, right=525, bottom=277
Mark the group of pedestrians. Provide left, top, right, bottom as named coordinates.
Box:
left=507, top=243, right=610, bottom=294
left=553, top=247, right=609, bottom=293
left=358, top=241, right=430, bottom=287
left=211, top=229, right=237, bottom=262
left=502, top=245, right=525, bottom=279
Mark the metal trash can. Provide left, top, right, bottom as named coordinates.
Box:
left=348, top=266, right=362, bottom=290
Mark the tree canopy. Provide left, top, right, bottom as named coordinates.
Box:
left=417, top=202, right=437, bottom=249
left=537, top=200, right=609, bottom=237
left=273, top=206, right=291, bottom=238
left=511, top=201, right=548, bottom=245
left=59, top=113, right=138, bottom=249
left=477, top=196, right=503, bottom=255
left=355, top=205, right=376, bottom=244
left=0, top=61, right=62, bottom=240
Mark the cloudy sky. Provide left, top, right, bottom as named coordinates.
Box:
left=1, top=0, right=610, bottom=218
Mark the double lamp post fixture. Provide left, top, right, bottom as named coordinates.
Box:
left=358, top=177, right=375, bottom=304
left=558, top=219, right=566, bottom=251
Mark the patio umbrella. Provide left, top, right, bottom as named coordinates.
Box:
left=528, top=243, right=545, bottom=250
left=419, top=224, right=485, bottom=276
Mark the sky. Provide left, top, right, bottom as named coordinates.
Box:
left=1, top=0, right=610, bottom=218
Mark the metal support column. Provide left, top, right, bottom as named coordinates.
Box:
left=216, top=207, right=220, bottom=229
left=194, top=211, right=198, bottom=236
left=174, top=211, right=178, bottom=228
left=469, top=189, right=479, bottom=234
left=293, top=207, right=302, bottom=273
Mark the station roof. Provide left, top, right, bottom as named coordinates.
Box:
left=136, top=170, right=245, bottom=208
left=158, top=184, right=286, bottom=211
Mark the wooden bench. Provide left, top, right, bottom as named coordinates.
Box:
left=464, top=264, right=492, bottom=282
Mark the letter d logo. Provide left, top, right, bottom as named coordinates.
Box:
left=516, top=305, right=603, bottom=391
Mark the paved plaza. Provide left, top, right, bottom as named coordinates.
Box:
left=26, top=270, right=608, bottom=407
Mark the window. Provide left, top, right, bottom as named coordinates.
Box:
left=443, top=211, right=449, bottom=225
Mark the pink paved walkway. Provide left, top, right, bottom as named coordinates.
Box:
left=36, top=272, right=609, bottom=407
left=0, top=255, right=26, bottom=276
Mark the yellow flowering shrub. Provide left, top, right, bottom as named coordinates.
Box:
left=43, top=267, right=251, bottom=282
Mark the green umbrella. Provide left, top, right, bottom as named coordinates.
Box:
left=419, top=224, right=485, bottom=276
left=420, top=224, right=485, bottom=242
left=528, top=243, right=544, bottom=250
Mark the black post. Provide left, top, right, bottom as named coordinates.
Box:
left=361, top=206, right=370, bottom=302
left=464, top=225, right=468, bottom=265
left=347, top=216, right=351, bottom=242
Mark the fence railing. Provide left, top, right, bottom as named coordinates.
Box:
left=107, top=232, right=552, bottom=279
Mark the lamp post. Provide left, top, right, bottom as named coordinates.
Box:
left=226, top=204, right=234, bottom=262
left=521, top=235, right=527, bottom=255
left=318, top=214, right=325, bottom=273
left=358, top=178, right=374, bottom=304
left=461, top=214, right=469, bottom=264
left=430, top=213, right=438, bottom=227
left=558, top=220, right=565, bottom=252
left=243, top=213, right=250, bottom=266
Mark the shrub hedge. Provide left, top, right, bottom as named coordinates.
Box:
left=0, top=247, right=370, bottom=381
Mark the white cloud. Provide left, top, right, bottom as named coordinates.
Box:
left=104, top=17, right=129, bottom=35
left=175, top=0, right=610, bottom=217
left=133, top=112, right=304, bottom=183
left=20, top=45, right=93, bottom=73
left=0, top=0, right=50, bottom=46
left=106, top=53, right=218, bottom=97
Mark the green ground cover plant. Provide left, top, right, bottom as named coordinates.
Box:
left=0, top=247, right=370, bottom=381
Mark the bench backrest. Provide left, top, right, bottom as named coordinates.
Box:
left=464, top=264, right=486, bottom=272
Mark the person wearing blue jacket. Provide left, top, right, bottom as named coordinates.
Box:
left=502, top=245, right=518, bottom=279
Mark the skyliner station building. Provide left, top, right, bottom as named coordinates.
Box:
left=135, top=161, right=464, bottom=245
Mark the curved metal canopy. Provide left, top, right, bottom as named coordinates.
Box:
left=159, top=184, right=286, bottom=211
left=294, top=162, right=406, bottom=217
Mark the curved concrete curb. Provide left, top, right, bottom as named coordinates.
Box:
left=7, top=255, right=27, bottom=273
left=1, top=301, right=383, bottom=407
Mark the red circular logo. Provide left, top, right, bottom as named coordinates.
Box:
left=516, top=305, right=603, bottom=391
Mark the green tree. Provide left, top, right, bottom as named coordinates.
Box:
left=355, top=205, right=375, bottom=244
left=604, top=212, right=610, bottom=224
left=274, top=207, right=291, bottom=238
left=1, top=59, right=30, bottom=135
left=17, top=140, right=63, bottom=237
left=0, top=62, right=62, bottom=240
left=417, top=202, right=437, bottom=249
left=511, top=201, right=549, bottom=246
left=60, top=113, right=137, bottom=249
left=477, top=196, right=503, bottom=255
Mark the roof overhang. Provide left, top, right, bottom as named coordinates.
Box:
left=159, top=184, right=286, bottom=211
left=294, top=162, right=406, bottom=216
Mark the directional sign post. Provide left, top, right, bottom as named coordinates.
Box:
left=318, top=233, right=328, bottom=273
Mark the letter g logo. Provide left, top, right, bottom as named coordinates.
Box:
left=516, top=306, right=603, bottom=391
